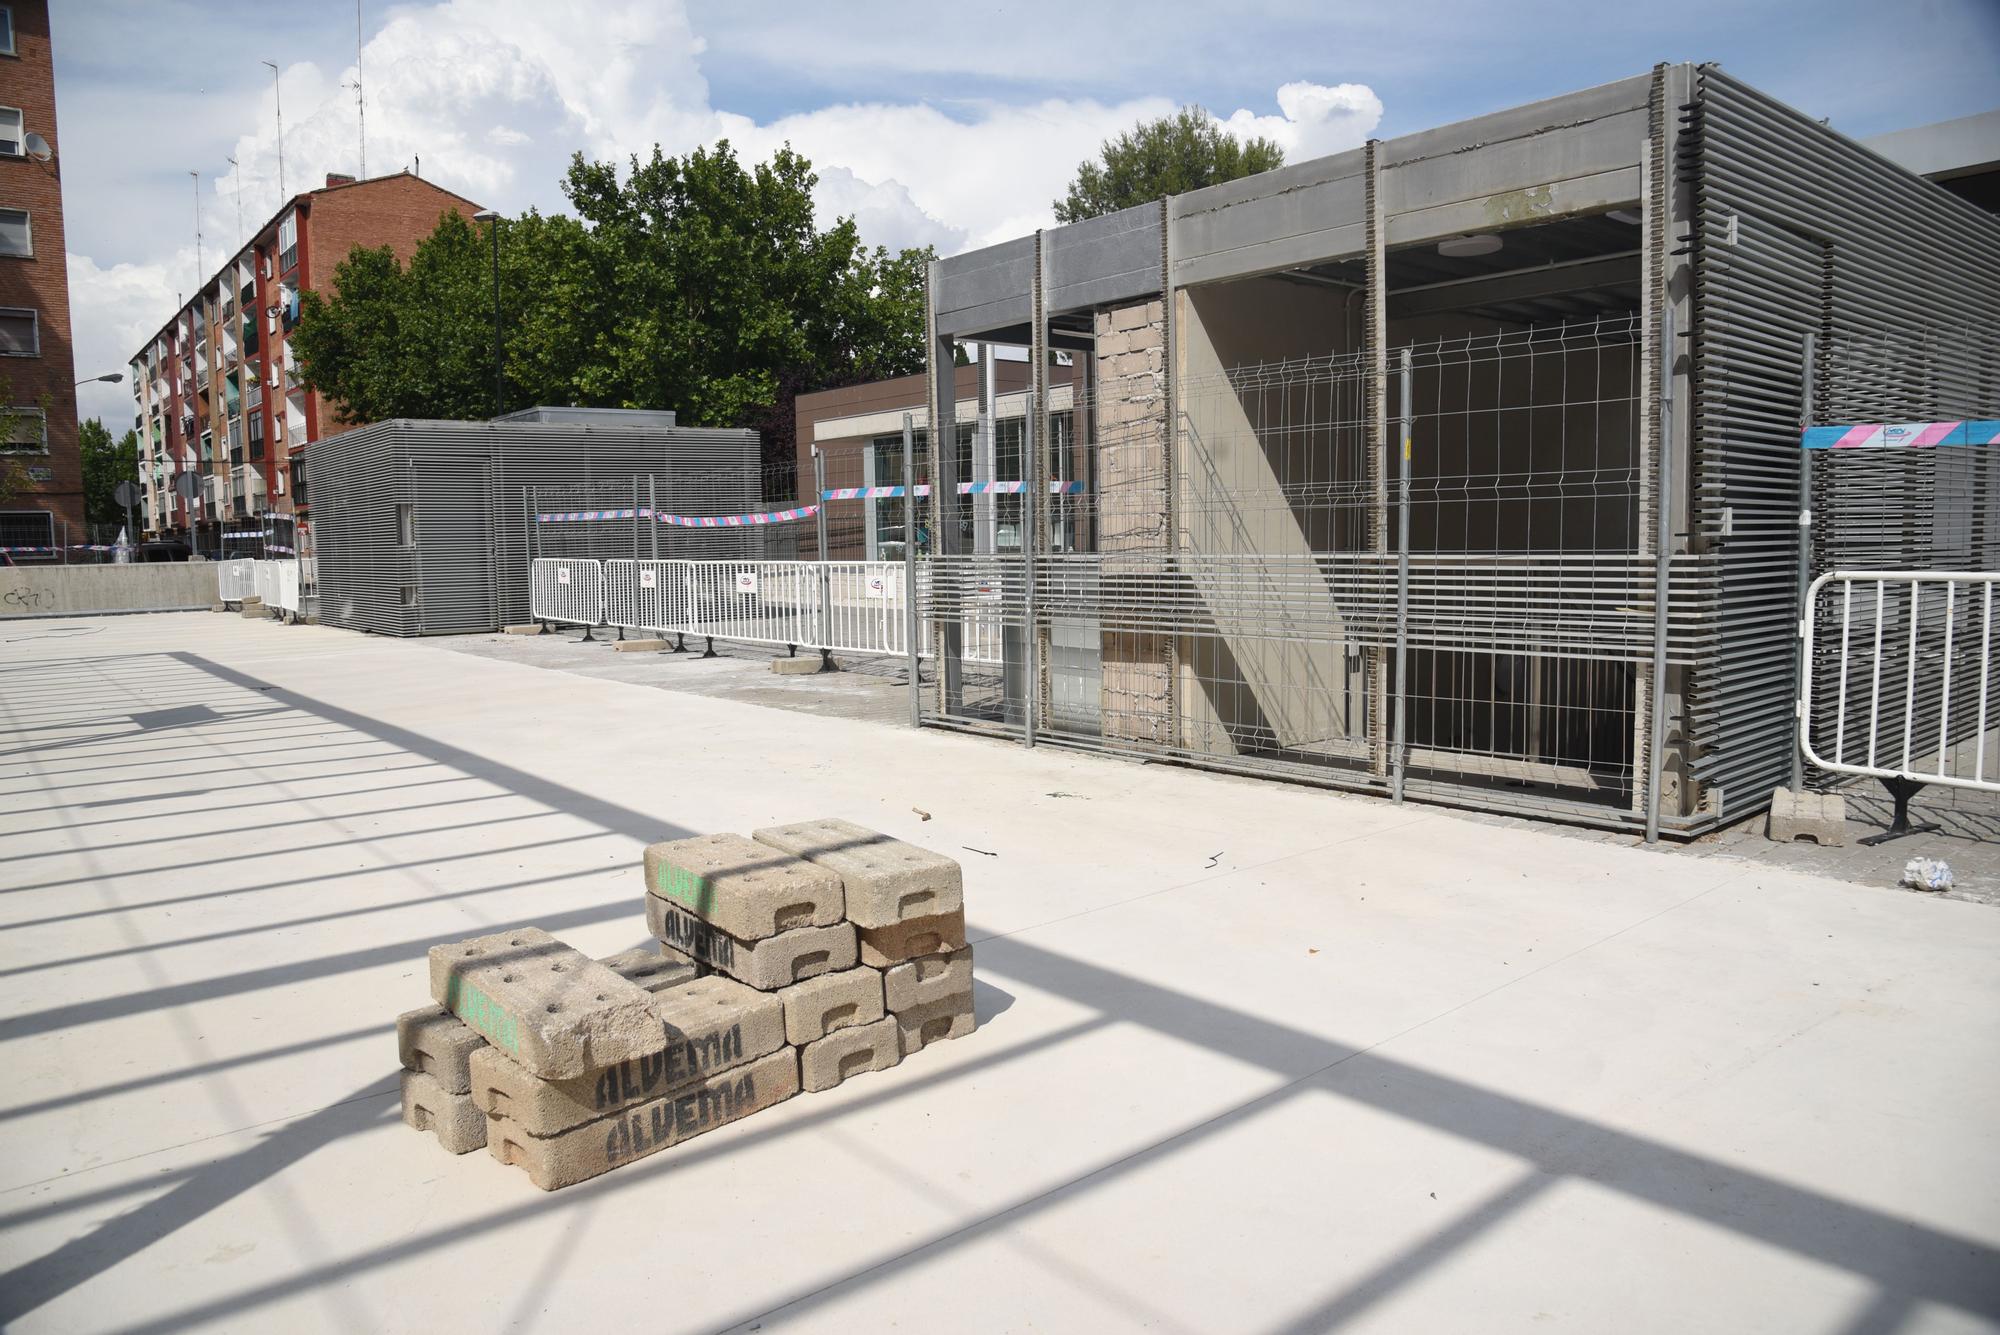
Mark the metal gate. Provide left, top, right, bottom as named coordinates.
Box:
left=911, top=318, right=1699, bottom=830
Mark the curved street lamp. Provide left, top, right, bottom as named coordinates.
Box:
left=77, top=372, right=123, bottom=385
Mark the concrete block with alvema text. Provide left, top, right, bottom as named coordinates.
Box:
left=486, top=1047, right=800, bottom=1190
left=647, top=896, right=857, bottom=991
left=468, top=975, right=785, bottom=1136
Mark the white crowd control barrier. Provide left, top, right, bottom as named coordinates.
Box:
left=1801, top=570, right=1997, bottom=796
left=601, top=558, right=1008, bottom=663
left=249, top=559, right=303, bottom=618
left=531, top=558, right=606, bottom=631
left=215, top=558, right=257, bottom=605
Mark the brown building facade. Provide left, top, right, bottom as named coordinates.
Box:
left=0, top=0, right=85, bottom=554
left=795, top=354, right=1077, bottom=560
left=128, top=171, right=482, bottom=548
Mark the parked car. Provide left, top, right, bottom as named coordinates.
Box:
left=136, top=540, right=194, bottom=563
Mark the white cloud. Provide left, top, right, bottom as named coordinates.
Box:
left=65, top=0, right=1383, bottom=428
left=1220, top=82, right=1387, bottom=162
left=68, top=253, right=186, bottom=428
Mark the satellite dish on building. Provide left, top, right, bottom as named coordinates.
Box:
left=173, top=472, right=201, bottom=501
left=114, top=480, right=143, bottom=507
left=23, top=133, right=52, bottom=163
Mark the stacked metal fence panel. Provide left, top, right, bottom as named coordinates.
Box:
left=1682, top=69, right=2000, bottom=822
left=305, top=417, right=763, bottom=636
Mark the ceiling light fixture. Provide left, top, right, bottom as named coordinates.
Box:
left=1437, top=234, right=1502, bottom=258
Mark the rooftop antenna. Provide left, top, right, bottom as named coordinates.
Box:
left=190, top=170, right=203, bottom=291
left=226, top=155, right=244, bottom=249
left=261, top=60, right=286, bottom=200
left=353, top=1, right=367, bottom=178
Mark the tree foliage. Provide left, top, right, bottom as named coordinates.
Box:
left=78, top=417, right=141, bottom=530
left=1054, top=106, right=1285, bottom=224
left=293, top=142, right=932, bottom=480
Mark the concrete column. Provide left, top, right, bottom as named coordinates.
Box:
left=1095, top=298, right=1172, bottom=748
left=925, top=259, right=964, bottom=713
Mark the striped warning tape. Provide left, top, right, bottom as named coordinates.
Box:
left=534, top=505, right=822, bottom=527
left=1801, top=420, right=2000, bottom=450
left=820, top=481, right=1088, bottom=500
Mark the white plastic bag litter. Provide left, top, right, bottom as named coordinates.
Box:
left=1901, top=857, right=1954, bottom=892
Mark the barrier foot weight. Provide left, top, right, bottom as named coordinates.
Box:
left=672, top=634, right=687, bottom=654
left=579, top=624, right=597, bottom=643
left=701, top=636, right=717, bottom=659
left=1858, top=776, right=1943, bottom=847
left=820, top=648, right=835, bottom=673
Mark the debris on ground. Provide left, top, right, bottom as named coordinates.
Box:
left=1902, top=857, right=1954, bottom=893
left=912, top=807, right=932, bottom=821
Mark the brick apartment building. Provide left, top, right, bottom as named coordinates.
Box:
left=0, top=1, right=85, bottom=555
left=128, top=171, right=482, bottom=547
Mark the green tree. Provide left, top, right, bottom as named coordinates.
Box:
left=78, top=417, right=140, bottom=531
left=1054, top=106, right=1285, bottom=223
left=293, top=142, right=933, bottom=486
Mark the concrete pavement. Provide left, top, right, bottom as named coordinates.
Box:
left=1, top=613, right=1997, bottom=1333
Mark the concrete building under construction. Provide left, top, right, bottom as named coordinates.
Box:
left=906, top=63, right=2000, bottom=836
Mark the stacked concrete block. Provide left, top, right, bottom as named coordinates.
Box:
left=396, top=1005, right=489, bottom=1153
left=596, top=944, right=701, bottom=994
left=487, top=1048, right=800, bottom=1190
left=800, top=1015, right=901, bottom=1092
left=464, top=965, right=796, bottom=1190
left=395, top=821, right=975, bottom=1187
left=642, top=833, right=855, bottom=990
left=753, top=819, right=975, bottom=1061
left=428, top=926, right=664, bottom=1079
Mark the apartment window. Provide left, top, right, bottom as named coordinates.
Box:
left=2, top=405, right=47, bottom=453
left=277, top=213, right=299, bottom=273
left=0, top=208, right=29, bottom=258
left=0, top=107, right=21, bottom=157
left=0, top=307, right=35, bottom=356
left=0, top=8, right=14, bottom=58
left=396, top=503, right=416, bottom=547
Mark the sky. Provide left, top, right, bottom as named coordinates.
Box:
left=50, top=0, right=2000, bottom=428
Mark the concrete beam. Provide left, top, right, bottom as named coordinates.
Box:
left=934, top=236, right=1036, bottom=338
left=1045, top=203, right=1163, bottom=314
left=1387, top=252, right=1640, bottom=319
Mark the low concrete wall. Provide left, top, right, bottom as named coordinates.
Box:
left=0, top=564, right=216, bottom=617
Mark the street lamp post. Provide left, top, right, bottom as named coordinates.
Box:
left=472, top=209, right=503, bottom=418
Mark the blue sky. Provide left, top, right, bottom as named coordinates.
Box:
left=51, top=0, right=2000, bottom=427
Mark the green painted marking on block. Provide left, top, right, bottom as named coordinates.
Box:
left=443, top=974, right=520, bottom=1053
left=654, top=863, right=714, bottom=914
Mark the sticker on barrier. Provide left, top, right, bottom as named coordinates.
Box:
left=734, top=571, right=758, bottom=594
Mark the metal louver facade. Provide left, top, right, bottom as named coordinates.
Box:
left=305, top=415, right=762, bottom=636
left=1682, top=68, right=2000, bottom=822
